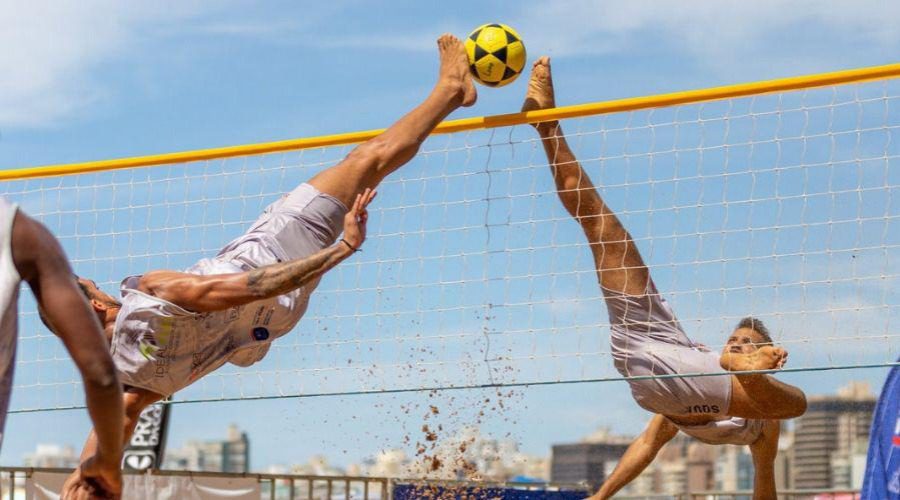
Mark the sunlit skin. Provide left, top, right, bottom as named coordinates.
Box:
left=63, top=34, right=478, bottom=500
left=524, top=56, right=803, bottom=500
left=12, top=212, right=125, bottom=500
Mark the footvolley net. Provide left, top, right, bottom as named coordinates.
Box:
left=3, top=63, right=899, bottom=412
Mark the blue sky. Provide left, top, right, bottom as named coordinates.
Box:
left=1, top=0, right=899, bottom=472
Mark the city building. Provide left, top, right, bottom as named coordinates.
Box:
left=614, top=459, right=657, bottom=496
left=792, top=381, right=876, bottom=489
left=550, top=427, right=632, bottom=490
left=715, top=445, right=753, bottom=492
left=163, top=423, right=250, bottom=473
left=829, top=440, right=868, bottom=490
left=23, top=444, right=80, bottom=468
left=287, top=455, right=347, bottom=476
left=686, top=442, right=718, bottom=492
left=774, top=427, right=794, bottom=491
left=363, top=449, right=411, bottom=478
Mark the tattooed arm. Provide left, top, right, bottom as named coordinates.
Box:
left=138, top=189, right=376, bottom=313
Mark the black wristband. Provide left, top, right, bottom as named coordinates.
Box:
left=340, top=239, right=359, bottom=252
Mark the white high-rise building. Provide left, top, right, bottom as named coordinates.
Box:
left=23, top=444, right=80, bottom=468
left=793, top=381, right=875, bottom=489
left=163, top=424, right=250, bottom=473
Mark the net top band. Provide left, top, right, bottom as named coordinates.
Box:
left=3, top=62, right=900, bottom=182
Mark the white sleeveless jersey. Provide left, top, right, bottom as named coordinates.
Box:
left=0, top=199, right=19, bottom=447
left=109, top=182, right=347, bottom=397
left=672, top=416, right=764, bottom=446
left=110, top=255, right=314, bottom=396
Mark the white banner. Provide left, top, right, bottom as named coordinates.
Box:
left=29, top=471, right=260, bottom=500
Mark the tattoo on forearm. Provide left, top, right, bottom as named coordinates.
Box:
left=247, top=247, right=342, bottom=298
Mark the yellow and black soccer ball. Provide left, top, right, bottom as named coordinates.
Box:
left=465, top=23, right=526, bottom=87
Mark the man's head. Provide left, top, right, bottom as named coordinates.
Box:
left=724, top=317, right=773, bottom=355
left=75, top=277, right=121, bottom=315
left=37, top=277, right=121, bottom=337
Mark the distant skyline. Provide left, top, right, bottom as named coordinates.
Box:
left=1, top=1, right=899, bottom=471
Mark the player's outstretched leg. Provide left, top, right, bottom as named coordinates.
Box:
left=523, top=57, right=649, bottom=295
left=308, top=34, right=476, bottom=208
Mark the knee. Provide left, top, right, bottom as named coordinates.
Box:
left=123, top=399, right=146, bottom=422
left=766, top=393, right=807, bottom=420
left=786, top=393, right=807, bottom=418
left=123, top=390, right=161, bottom=421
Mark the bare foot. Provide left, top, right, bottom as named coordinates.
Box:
left=436, top=33, right=477, bottom=107
left=751, top=346, right=788, bottom=370
left=521, top=56, right=556, bottom=113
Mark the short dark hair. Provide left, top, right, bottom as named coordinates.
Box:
left=75, top=275, right=121, bottom=308
left=75, top=278, right=92, bottom=299
left=736, top=317, right=773, bottom=345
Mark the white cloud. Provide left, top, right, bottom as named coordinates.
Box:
left=512, top=0, right=900, bottom=56
left=317, top=1, right=900, bottom=77
left=6, top=1, right=898, bottom=129
left=0, top=1, right=220, bottom=128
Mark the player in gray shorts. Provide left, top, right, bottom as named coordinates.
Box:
left=64, top=34, right=479, bottom=491
left=522, top=57, right=807, bottom=500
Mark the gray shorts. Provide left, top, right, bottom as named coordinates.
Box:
left=217, top=183, right=348, bottom=268
left=604, top=280, right=732, bottom=418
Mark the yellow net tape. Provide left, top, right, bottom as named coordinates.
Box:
left=3, top=62, right=900, bottom=181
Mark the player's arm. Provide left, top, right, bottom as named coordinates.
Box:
left=748, top=420, right=780, bottom=500
left=140, top=189, right=376, bottom=313
left=141, top=245, right=352, bottom=312
left=11, top=211, right=124, bottom=497
left=721, top=346, right=807, bottom=419
left=587, top=414, right=678, bottom=500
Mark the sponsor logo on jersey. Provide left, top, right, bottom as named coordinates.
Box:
left=225, top=305, right=244, bottom=324
left=253, top=306, right=265, bottom=324
left=139, top=342, right=159, bottom=361
left=139, top=317, right=174, bottom=361
left=252, top=327, right=270, bottom=341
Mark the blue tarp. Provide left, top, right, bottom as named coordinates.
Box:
left=861, top=359, right=900, bottom=499
left=393, top=484, right=589, bottom=499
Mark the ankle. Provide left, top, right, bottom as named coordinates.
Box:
left=435, top=80, right=464, bottom=100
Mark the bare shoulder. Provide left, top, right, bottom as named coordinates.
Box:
left=10, top=210, right=68, bottom=281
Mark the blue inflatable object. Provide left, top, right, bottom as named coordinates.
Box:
left=861, top=359, right=900, bottom=499
left=393, top=484, right=589, bottom=500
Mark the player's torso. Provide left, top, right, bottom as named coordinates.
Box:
left=112, top=256, right=311, bottom=394
left=0, top=198, right=19, bottom=443
left=0, top=199, right=19, bottom=387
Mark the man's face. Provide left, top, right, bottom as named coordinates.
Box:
left=723, top=327, right=769, bottom=355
